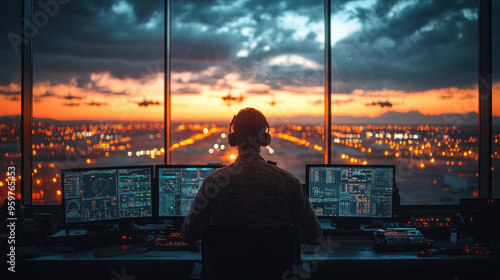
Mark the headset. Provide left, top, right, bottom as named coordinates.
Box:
left=227, top=114, right=271, bottom=147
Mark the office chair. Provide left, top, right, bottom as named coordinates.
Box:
left=191, top=224, right=308, bottom=280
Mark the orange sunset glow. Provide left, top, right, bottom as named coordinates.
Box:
left=3, top=79, right=500, bottom=121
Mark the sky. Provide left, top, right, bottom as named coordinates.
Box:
left=0, top=0, right=499, bottom=123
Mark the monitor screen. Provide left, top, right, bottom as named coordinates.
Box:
left=62, top=166, right=153, bottom=224
left=156, top=165, right=223, bottom=217
left=306, top=164, right=395, bottom=218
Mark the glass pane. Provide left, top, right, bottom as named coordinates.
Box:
left=493, top=0, right=500, bottom=198
left=170, top=0, right=325, bottom=182
left=32, top=0, right=164, bottom=204
left=331, top=0, right=478, bottom=204
left=0, top=1, right=22, bottom=202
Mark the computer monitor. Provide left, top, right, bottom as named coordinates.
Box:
left=62, top=166, right=153, bottom=224
left=156, top=165, right=223, bottom=217
left=305, top=164, right=395, bottom=221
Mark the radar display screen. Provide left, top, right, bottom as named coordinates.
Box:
left=306, top=164, right=395, bottom=218
left=156, top=165, right=222, bottom=217
left=62, top=166, right=153, bottom=223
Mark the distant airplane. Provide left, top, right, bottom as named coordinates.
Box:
left=265, top=96, right=283, bottom=107
left=366, top=98, right=404, bottom=108
left=137, top=99, right=161, bottom=107
left=61, top=93, right=84, bottom=100
left=86, top=101, right=107, bottom=107
left=210, top=88, right=244, bottom=106
left=367, top=101, right=393, bottom=108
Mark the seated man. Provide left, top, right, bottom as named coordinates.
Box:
left=181, top=107, right=322, bottom=244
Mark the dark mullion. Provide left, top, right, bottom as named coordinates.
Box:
left=478, top=0, right=492, bottom=199
left=21, top=0, right=33, bottom=206
left=324, top=0, right=332, bottom=164
left=165, top=0, right=171, bottom=164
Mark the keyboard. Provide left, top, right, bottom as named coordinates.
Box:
left=151, top=232, right=199, bottom=251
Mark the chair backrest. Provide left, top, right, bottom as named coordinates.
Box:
left=201, top=224, right=301, bottom=280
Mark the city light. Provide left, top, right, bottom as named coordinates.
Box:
left=0, top=119, right=491, bottom=205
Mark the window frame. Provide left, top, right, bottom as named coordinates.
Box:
left=19, top=0, right=494, bottom=206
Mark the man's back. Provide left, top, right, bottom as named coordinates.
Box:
left=209, top=153, right=297, bottom=226
left=181, top=152, right=322, bottom=244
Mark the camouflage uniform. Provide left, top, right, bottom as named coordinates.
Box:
left=181, top=152, right=322, bottom=244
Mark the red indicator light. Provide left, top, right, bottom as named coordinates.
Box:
left=122, top=235, right=127, bottom=240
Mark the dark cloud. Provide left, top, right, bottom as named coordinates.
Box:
left=35, top=91, right=57, bottom=99
left=332, top=0, right=480, bottom=92
left=0, top=1, right=21, bottom=85
left=171, top=0, right=325, bottom=89
left=62, top=102, right=80, bottom=107
left=438, top=94, right=453, bottom=100
left=245, top=89, right=269, bottom=95
left=30, top=0, right=164, bottom=83
left=332, top=97, right=355, bottom=106
left=86, top=82, right=131, bottom=96
left=174, top=86, right=201, bottom=94
left=86, top=101, right=109, bottom=106
left=309, top=99, right=323, bottom=106
left=309, top=98, right=357, bottom=106
left=0, top=90, right=19, bottom=97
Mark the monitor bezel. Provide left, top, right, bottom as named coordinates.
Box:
left=305, top=164, right=397, bottom=222
left=155, top=164, right=225, bottom=219
left=61, top=165, right=155, bottom=226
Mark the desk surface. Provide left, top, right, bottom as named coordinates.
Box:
left=20, top=238, right=495, bottom=261
left=15, top=238, right=500, bottom=280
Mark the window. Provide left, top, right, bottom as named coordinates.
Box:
left=330, top=1, right=479, bottom=204
left=170, top=0, right=325, bottom=181
left=31, top=0, right=164, bottom=204
left=2, top=0, right=495, bottom=205
left=0, top=1, right=22, bottom=202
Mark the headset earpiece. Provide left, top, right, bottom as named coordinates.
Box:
left=228, top=115, right=237, bottom=147
left=258, top=125, right=272, bottom=146
left=228, top=114, right=271, bottom=147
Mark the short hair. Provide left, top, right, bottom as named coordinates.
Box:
left=232, top=107, right=269, bottom=146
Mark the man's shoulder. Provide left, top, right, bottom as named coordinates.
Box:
left=207, top=161, right=300, bottom=185
left=203, top=164, right=241, bottom=184
left=267, top=164, right=300, bottom=184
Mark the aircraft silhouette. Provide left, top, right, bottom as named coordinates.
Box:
left=265, top=96, right=283, bottom=107
left=210, top=88, right=244, bottom=106
left=137, top=99, right=161, bottom=107
left=366, top=98, right=404, bottom=108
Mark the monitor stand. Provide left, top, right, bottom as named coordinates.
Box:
left=362, top=220, right=385, bottom=230
left=331, top=218, right=371, bottom=230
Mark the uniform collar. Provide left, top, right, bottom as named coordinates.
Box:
left=235, top=151, right=265, bottom=163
